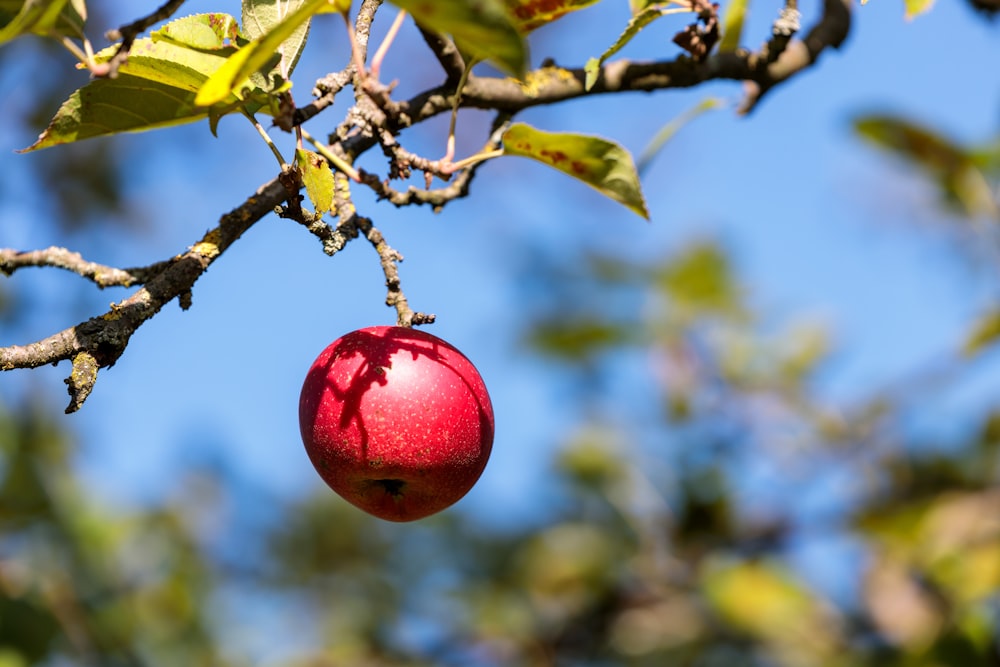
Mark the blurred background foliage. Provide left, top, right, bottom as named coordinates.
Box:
left=3, top=2, right=1000, bottom=667
left=5, top=184, right=1000, bottom=665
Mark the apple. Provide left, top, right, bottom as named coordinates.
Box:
left=298, top=326, right=495, bottom=522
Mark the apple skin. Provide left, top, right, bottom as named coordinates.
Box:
left=299, top=326, right=495, bottom=522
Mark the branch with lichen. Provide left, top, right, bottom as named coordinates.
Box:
left=0, top=0, right=850, bottom=410
left=333, top=173, right=435, bottom=328
left=0, top=247, right=168, bottom=288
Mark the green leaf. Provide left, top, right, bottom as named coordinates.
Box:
left=656, top=241, right=741, bottom=316
left=196, top=0, right=339, bottom=107
left=702, top=559, right=829, bottom=642
left=296, top=148, right=335, bottom=214
left=503, top=123, right=649, bottom=219
left=151, top=12, right=240, bottom=51
left=504, top=0, right=601, bottom=33
left=717, top=0, right=748, bottom=52
left=584, top=3, right=686, bottom=91
left=904, top=0, right=935, bottom=18
left=390, top=0, right=527, bottom=77
left=23, top=75, right=220, bottom=151
left=23, top=16, right=256, bottom=151
left=0, top=0, right=85, bottom=44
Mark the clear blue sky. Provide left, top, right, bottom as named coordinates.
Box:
left=1, top=0, right=998, bottom=539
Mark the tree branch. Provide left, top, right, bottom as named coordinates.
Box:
left=333, top=173, right=434, bottom=328
left=0, top=0, right=850, bottom=409
left=0, top=178, right=287, bottom=411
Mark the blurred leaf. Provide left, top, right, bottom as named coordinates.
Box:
left=151, top=12, right=240, bottom=50
left=656, top=241, right=741, bottom=316
left=0, top=0, right=86, bottom=44
left=854, top=114, right=999, bottom=219
left=516, top=523, right=619, bottom=609
left=557, top=432, right=627, bottom=488
left=503, top=122, right=650, bottom=218
left=717, top=0, right=747, bottom=52
left=505, top=0, right=601, bottom=32
left=961, top=307, right=1000, bottom=357
left=637, top=96, right=722, bottom=174
left=196, top=0, right=335, bottom=106
left=702, top=558, right=840, bottom=655
left=296, top=148, right=335, bottom=214
left=390, top=0, right=527, bottom=77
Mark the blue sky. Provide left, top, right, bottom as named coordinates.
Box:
left=1, top=0, right=998, bottom=538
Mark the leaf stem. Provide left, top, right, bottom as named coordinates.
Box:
left=243, top=111, right=287, bottom=167
left=443, top=59, right=477, bottom=165
left=301, top=128, right=362, bottom=182
left=446, top=149, right=504, bottom=174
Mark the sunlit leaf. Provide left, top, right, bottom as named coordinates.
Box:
left=717, top=0, right=748, bottom=52
left=854, top=114, right=999, bottom=219
left=296, top=148, right=334, bottom=214
left=24, top=76, right=221, bottom=151
left=151, top=12, right=240, bottom=51
left=23, top=19, right=253, bottom=151
left=390, top=0, right=527, bottom=77
left=584, top=3, right=686, bottom=91
left=0, top=0, right=85, bottom=44
left=904, top=0, right=935, bottom=19
left=702, top=559, right=833, bottom=643
left=502, top=122, right=649, bottom=219
left=196, top=0, right=341, bottom=106
left=505, top=0, right=601, bottom=33
left=656, top=241, right=740, bottom=315
left=529, top=317, right=632, bottom=361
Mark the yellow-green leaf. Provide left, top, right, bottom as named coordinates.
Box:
left=22, top=16, right=257, bottom=151
left=196, top=0, right=338, bottom=107
left=390, top=0, right=527, bottom=77
left=701, top=559, right=826, bottom=640
left=855, top=115, right=999, bottom=219
left=505, top=0, right=600, bottom=33
left=0, top=0, right=85, bottom=44
left=717, top=0, right=748, bottom=52
left=151, top=12, right=240, bottom=51
left=502, top=122, right=649, bottom=219
left=904, top=0, right=935, bottom=18
left=296, top=148, right=335, bottom=214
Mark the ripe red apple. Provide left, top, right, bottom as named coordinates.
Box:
left=298, top=326, right=494, bottom=522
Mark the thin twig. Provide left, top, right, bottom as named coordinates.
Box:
left=0, top=247, right=165, bottom=288
left=333, top=173, right=434, bottom=327
left=99, top=0, right=188, bottom=78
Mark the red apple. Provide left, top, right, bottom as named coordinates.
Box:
left=299, top=326, right=495, bottom=522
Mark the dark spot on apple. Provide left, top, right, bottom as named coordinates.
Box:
left=375, top=479, right=406, bottom=496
